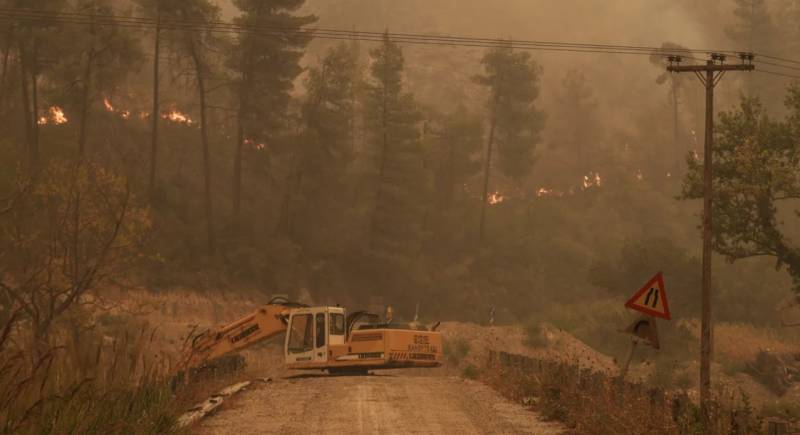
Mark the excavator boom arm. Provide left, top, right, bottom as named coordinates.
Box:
left=178, top=302, right=293, bottom=372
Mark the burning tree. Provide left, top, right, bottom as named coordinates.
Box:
left=474, top=42, right=544, bottom=240
left=228, top=0, right=316, bottom=228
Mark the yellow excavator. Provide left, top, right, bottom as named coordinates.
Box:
left=176, top=297, right=443, bottom=379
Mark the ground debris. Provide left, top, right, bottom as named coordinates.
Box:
left=178, top=381, right=254, bottom=428
left=746, top=350, right=800, bottom=396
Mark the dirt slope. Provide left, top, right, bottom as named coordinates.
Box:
left=194, top=374, right=564, bottom=435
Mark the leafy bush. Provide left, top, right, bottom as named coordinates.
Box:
left=444, top=336, right=471, bottom=366
left=462, top=364, right=479, bottom=380
left=524, top=320, right=548, bottom=348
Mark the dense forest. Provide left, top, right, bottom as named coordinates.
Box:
left=2, top=0, right=800, bottom=323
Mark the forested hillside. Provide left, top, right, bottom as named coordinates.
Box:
left=2, top=0, right=799, bottom=323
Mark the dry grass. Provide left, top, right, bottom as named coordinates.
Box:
left=0, top=314, right=182, bottom=435
left=713, top=323, right=800, bottom=362
left=481, top=351, right=764, bottom=435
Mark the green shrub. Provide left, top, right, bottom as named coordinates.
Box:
left=462, top=364, right=479, bottom=379
left=445, top=336, right=471, bottom=366
left=720, top=358, right=747, bottom=377
left=524, top=320, right=548, bottom=348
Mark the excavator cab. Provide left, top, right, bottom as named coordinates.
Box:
left=285, top=306, right=346, bottom=366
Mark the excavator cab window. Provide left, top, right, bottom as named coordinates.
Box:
left=315, top=313, right=326, bottom=348
left=287, top=314, right=313, bottom=353
left=330, top=313, right=345, bottom=335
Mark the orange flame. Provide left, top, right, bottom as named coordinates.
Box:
left=103, top=98, right=115, bottom=112
left=38, top=106, right=68, bottom=125
left=488, top=191, right=505, bottom=205
left=163, top=109, right=193, bottom=125
left=582, top=172, right=603, bottom=189
left=244, top=138, right=266, bottom=151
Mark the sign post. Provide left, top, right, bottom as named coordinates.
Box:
left=619, top=272, right=671, bottom=381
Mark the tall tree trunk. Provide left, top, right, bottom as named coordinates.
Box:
left=149, top=16, right=161, bottom=200
left=190, top=42, right=216, bottom=255
left=18, top=44, right=33, bottom=165
left=479, top=105, right=497, bottom=242
left=232, top=110, right=244, bottom=226
left=77, top=11, right=97, bottom=158
left=18, top=40, right=39, bottom=171
left=369, top=65, right=390, bottom=250
left=0, top=28, right=13, bottom=105
left=30, top=41, right=40, bottom=169
left=232, top=4, right=264, bottom=230
left=77, top=50, right=94, bottom=158
left=445, top=133, right=455, bottom=210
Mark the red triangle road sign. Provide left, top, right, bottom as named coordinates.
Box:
left=624, top=272, right=671, bottom=320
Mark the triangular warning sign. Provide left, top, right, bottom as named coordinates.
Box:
left=624, top=272, right=671, bottom=320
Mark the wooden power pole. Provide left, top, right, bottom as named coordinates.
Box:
left=666, top=52, right=754, bottom=422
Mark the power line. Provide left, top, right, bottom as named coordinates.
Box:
left=757, top=59, right=800, bottom=72
left=755, top=52, right=800, bottom=67
left=0, top=13, right=686, bottom=57
left=0, top=12, right=705, bottom=59
left=755, top=68, right=800, bottom=80
left=0, top=7, right=757, bottom=63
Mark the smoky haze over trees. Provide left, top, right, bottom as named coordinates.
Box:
left=2, top=0, right=800, bottom=331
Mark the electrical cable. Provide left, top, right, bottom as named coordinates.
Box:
left=0, top=7, right=763, bottom=63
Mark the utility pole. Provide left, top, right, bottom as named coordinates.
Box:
left=666, top=52, right=754, bottom=423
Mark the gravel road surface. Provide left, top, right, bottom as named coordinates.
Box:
left=194, top=374, right=563, bottom=435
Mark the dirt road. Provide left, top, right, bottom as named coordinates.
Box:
left=194, top=374, right=563, bottom=435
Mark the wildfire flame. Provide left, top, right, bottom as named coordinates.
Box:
left=104, top=97, right=135, bottom=121
left=582, top=172, right=603, bottom=190
left=38, top=106, right=68, bottom=125
left=488, top=191, right=505, bottom=205
left=537, top=187, right=553, bottom=197
left=163, top=109, right=194, bottom=125
left=536, top=187, right=565, bottom=198
left=636, top=170, right=644, bottom=182
left=244, top=138, right=266, bottom=151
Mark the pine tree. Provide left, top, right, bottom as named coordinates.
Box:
left=6, top=0, right=67, bottom=171
left=426, top=106, right=483, bottom=212
left=228, top=0, right=315, bottom=229
left=294, top=42, right=361, bottom=252
left=365, top=32, right=426, bottom=259
left=169, top=0, right=224, bottom=255
left=474, top=42, right=544, bottom=240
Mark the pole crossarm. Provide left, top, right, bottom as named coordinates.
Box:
left=667, top=64, right=755, bottom=73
